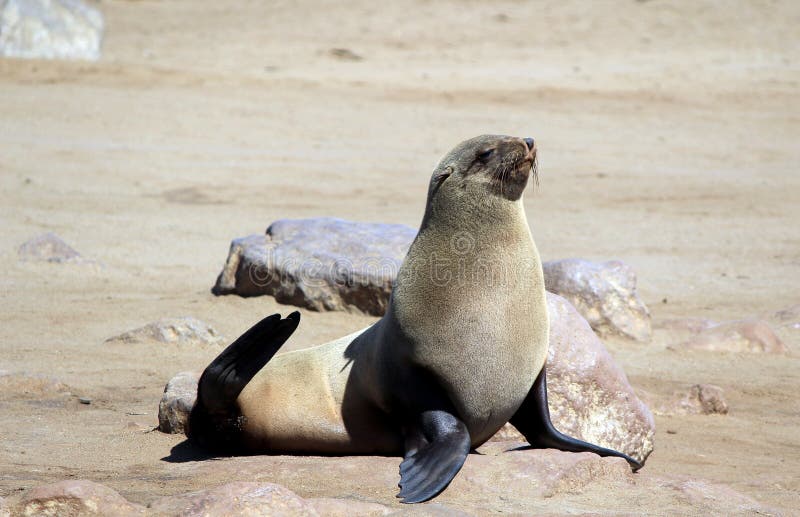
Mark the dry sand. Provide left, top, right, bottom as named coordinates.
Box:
left=1, top=0, right=798, bottom=514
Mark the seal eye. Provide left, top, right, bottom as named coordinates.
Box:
left=477, top=149, right=495, bottom=161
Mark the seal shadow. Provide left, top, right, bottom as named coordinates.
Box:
left=161, top=439, right=218, bottom=463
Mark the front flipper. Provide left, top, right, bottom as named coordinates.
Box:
left=509, top=366, right=643, bottom=471
left=397, top=409, right=471, bottom=504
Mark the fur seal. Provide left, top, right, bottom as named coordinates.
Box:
left=187, top=135, right=643, bottom=503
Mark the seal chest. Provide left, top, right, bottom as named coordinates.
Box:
left=390, top=200, right=548, bottom=444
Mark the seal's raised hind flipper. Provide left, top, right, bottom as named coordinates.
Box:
left=509, top=366, right=643, bottom=471
left=187, top=311, right=300, bottom=453
left=397, top=409, right=471, bottom=504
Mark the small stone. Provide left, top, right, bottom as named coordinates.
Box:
left=106, top=317, right=223, bottom=347
left=158, top=371, right=199, bottom=434
left=646, top=384, right=729, bottom=416
left=0, top=0, right=104, bottom=61
left=16, top=480, right=145, bottom=516
left=78, top=397, right=92, bottom=405
left=463, top=449, right=634, bottom=500
left=148, top=481, right=318, bottom=516
left=671, top=319, right=788, bottom=354
left=18, top=232, right=83, bottom=263
left=213, top=218, right=416, bottom=316
left=329, top=47, right=363, bottom=61
left=542, top=259, right=652, bottom=341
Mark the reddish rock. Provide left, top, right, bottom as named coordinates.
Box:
left=543, top=259, right=652, bottom=342
left=462, top=449, right=634, bottom=500
left=158, top=371, right=199, bottom=434
left=148, top=482, right=317, bottom=516
left=672, top=319, right=788, bottom=353
left=16, top=480, right=145, bottom=516
left=543, top=293, right=655, bottom=464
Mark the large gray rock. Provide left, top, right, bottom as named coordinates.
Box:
left=15, top=480, right=146, bottom=516
left=670, top=319, right=788, bottom=354
left=106, top=317, right=223, bottom=347
left=0, top=0, right=103, bottom=60
left=148, top=482, right=318, bottom=516
left=543, top=259, right=652, bottom=342
left=18, top=232, right=83, bottom=263
left=213, top=218, right=416, bottom=316
left=158, top=371, right=199, bottom=434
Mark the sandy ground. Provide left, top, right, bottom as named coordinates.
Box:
left=1, top=0, right=799, bottom=514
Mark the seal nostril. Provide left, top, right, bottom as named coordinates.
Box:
left=524, top=138, right=535, bottom=151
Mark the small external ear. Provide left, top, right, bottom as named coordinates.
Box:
left=431, top=166, right=453, bottom=194
left=435, top=165, right=453, bottom=182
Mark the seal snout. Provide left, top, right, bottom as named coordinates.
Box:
left=524, top=137, right=535, bottom=150
left=523, top=137, right=537, bottom=161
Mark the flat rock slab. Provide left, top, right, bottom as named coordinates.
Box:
left=543, top=258, right=652, bottom=342
left=106, top=317, right=223, bottom=347
left=0, top=0, right=103, bottom=60
left=8, top=471, right=782, bottom=516
left=213, top=217, right=416, bottom=315
left=148, top=481, right=318, bottom=516
left=670, top=318, right=788, bottom=353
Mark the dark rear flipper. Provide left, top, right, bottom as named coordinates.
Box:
left=186, top=311, right=300, bottom=454
left=509, top=366, right=644, bottom=471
